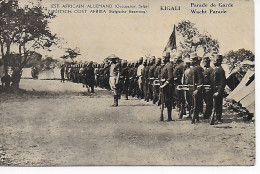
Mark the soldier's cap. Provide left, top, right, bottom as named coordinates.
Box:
left=151, top=56, right=156, bottom=61
left=143, top=58, right=148, bottom=63
left=190, top=52, right=199, bottom=61
left=139, top=57, right=144, bottom=61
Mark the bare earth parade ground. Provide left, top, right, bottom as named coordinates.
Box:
left=0, top=79, right=255, bottom=166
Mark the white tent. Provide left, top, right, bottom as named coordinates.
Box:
left=227, top=69, right=255, bottom=114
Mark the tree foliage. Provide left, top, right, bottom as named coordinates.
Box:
left=225, top=48, right=254, bottom=64
left=176, top=20, right=219, bottom=57
left=0, top=1, right=57, bottom=67
left=0, top=0, right=58, bottom=87
left=61, top=47, right=81, bottom=62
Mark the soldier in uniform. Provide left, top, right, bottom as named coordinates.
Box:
left=120, top=60, right=130, bottom=100
left=211, top=54, right=226, bottom=123
left=104, top=62, right=111, bottom=90
left=202, top=56, right=214, bottom=119
left=148, top=56, right=156, bottom=102
left=60, top=65, right=65, bottom=83
left=160, top=52, right=174, bottom=121
left=109, top=56, right=120, bottom=107
left=86, top=61, right=95, bottom=93
left=153, top=58, right=162, bottom=104
left=173, top=52, right=184, bottom=111
left=187, top=53, right=204, bottom=124
left=142, top=59, right=149, bottom=102
left=136, top=57, right=144, bottom=99
left=182, top=57, right=192, bottom=117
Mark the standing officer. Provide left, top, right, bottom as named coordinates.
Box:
left=211, top=54, right=226, bottom=123
left=109, top=55, right=120, bottom=107
left=187, top=53, right=204, bottom=124
left=202, top=56, right=214, bottom=119
left=160, top=52, right=174, bottom=121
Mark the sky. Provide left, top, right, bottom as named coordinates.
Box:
left=32, top=0, right=255, bottom=63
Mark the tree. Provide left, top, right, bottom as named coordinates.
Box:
left=0, top=0, right=58, bottom=88
left=225, top=48, right=254, bottom=65
left=61, top=47, right=81, bottom=62
left=176, top=20, right=219, bottom=57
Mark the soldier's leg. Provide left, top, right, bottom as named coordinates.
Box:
left=203, top=91, right=213, bottom=119
left=215, top=94, right=223, bottom=122
left=124, top=82, right=129, bottom=100
left=152, top=85, right=158, bottom=104
left=160, top=104, right=164, bottom=121
left=167, top=106, right=172, bottom=121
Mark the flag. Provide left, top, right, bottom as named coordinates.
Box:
left=164, top=25, right=177, bottom=52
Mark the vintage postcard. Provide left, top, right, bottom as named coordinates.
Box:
left=0, top=0, right=255, bottom=166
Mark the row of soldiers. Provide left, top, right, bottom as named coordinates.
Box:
left=61, top=61, right=95, bottom=93
left=102, top=52, right=226, bottom=125
left=61, top=52, right=226, bottom=125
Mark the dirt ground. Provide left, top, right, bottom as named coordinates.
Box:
left=0, top=79, right=255, bottom=166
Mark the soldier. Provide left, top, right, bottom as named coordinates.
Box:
left=60, top=64, right=65, bottom=83
left=120, top=60, right=130, bottom=100
left=136, top=57, right=144, bottom=99
left=153, top=58, right=162, bottom=104
left=109, top=56, right=120, bottom=107
left=148, top=56, right=156, bottom=102
left=160, top=52, right=174, bottom=121
left=182, top=57, right=192, bottom=117
left=202, top=56, right=214, bottom=119
left=187, top=53, right=204, bottom=124
left=86, top=61, right=95, bottom=93
left=142, top=59, right=149, bottom=102
left=211, top=54, right=226, bottom=124
left=173, top=52, right=184, bottom=111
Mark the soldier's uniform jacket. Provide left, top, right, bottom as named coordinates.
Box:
left=211, top=66, right=226, bottom=94
left=142, top=66, right=149, bottom=82
left=129, top=66, right=137, bottom=79
left=160, top=62, right=174, bottom=107
left=160, top=62, right=174, bottom=84
left=154, top=65, right=162, bottom=80
left=173, top=62, right=184, bottom=84
left=182, top=68, right=191, bottom=85
left=203, top=67, right=214, bottom=85
left=121, top=66, right=129, bottom=83
left=187, top=65, right=204, bottom=89
left=148, top=64, right=156, bottom=80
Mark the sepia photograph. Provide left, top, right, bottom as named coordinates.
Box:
left=0, top=0, right=255, bottom=167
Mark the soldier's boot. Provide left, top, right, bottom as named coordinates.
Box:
left=91, top=86, right=94, bottom=93
left=167, top=107, right=172, bottom=121
left=111, top=95, right=118, bottom=107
